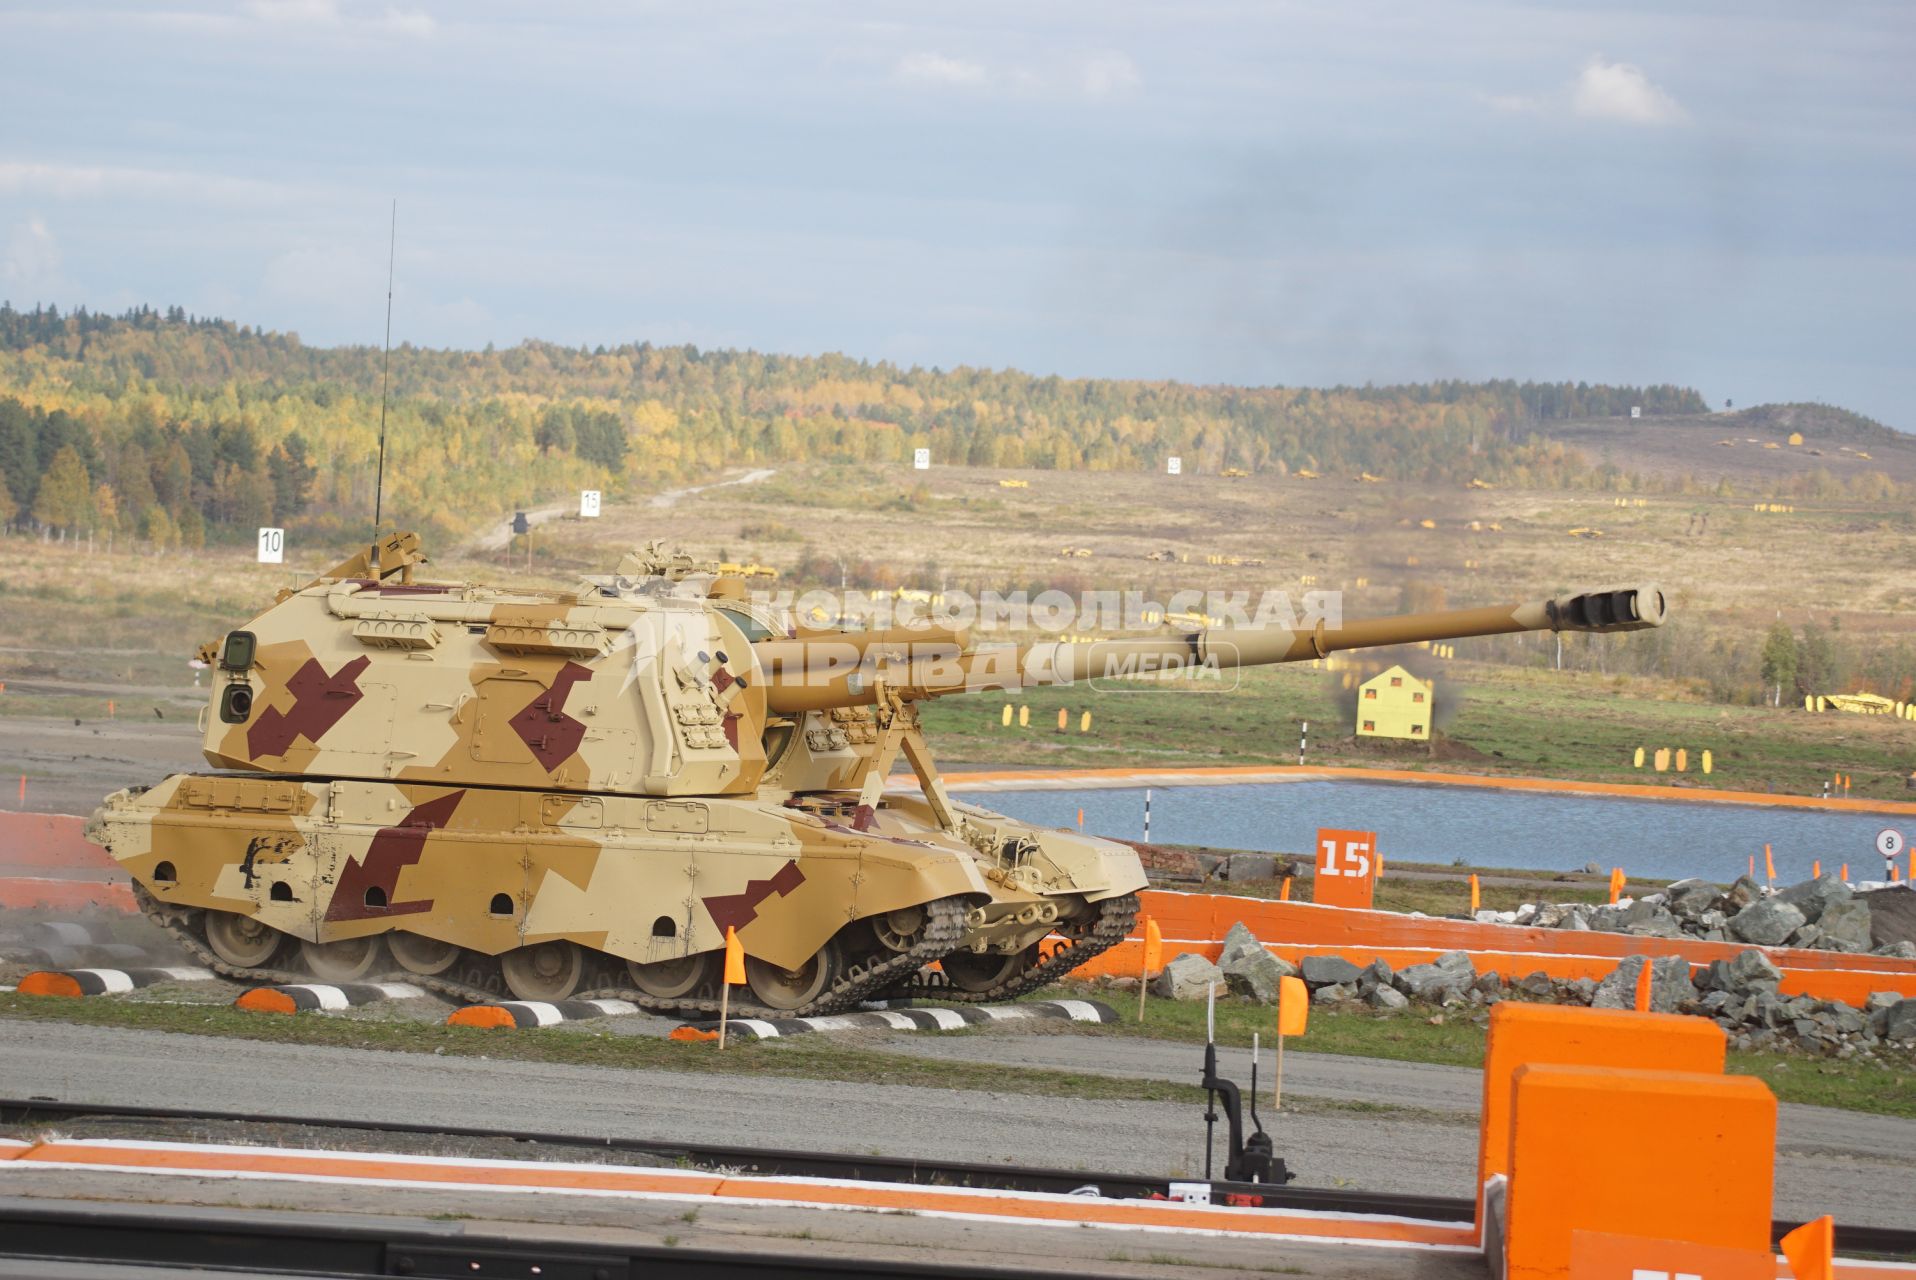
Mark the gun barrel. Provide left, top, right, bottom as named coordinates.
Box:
left=756, top=583, right=1665, bottom=712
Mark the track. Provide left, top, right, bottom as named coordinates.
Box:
left=895, top=892, right=1140, bottom=1004
left=136, top=881, right=1137, bottom=1024
left=3, top=1098, right=1911, bottom=1259
left=138, top=882, right=970, bottom=1022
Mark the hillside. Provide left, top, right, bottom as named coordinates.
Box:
left=0, top=303, right=1903, bottom=557
left=0, top=302, right=1731, bottom=549
left=1543, top=406, right=1916, bottom=492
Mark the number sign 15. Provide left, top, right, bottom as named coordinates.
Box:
left=1314, top=828, right=1378, bottom=909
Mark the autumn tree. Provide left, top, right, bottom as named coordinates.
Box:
left=140, top=503, right=177, bottom=553
left=31, top=445, right=93, bottom=539
left=0, top=465, right=15, bottom=531
left=92, top=482, right=118, bottom=552
left=1759, top=621, right=1797, bottom=706
left=268, top=433, right=316, bottom=518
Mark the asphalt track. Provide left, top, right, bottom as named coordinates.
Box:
left=2, top=1018, right=1909, bottom=1228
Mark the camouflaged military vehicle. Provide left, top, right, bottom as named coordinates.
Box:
left=87, top=531, right=1666, bottom=1017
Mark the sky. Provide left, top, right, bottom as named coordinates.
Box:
left=2, top=1, right=1913, bottom=428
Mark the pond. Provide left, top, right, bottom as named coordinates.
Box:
left=951, top=779, right=1910, bottom=883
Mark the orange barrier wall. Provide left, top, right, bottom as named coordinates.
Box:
left=0, top=812, right=110, bottom=870
left=1084, top=889, right=1916, bottom=1006
left=0, top=877, right=135, bottom=913
left=1477, top=1004, right=1725, bottom=1228
left=1504, top=1065, right=1775, bottom=1280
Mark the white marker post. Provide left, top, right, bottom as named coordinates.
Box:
left=256, top=527, right=285, bottom=565
left=1166, top=456, right=1182, bottom=476
left=579, top=489, right=601, bottom=519
left=1880, top=828, right=1906, bottom=880
left=1299, top=720, right=1308, bottom=766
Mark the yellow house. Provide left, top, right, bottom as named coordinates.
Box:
left=1357, top=665, right=1431, bottom=740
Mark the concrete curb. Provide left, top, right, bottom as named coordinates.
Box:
left=675, top=998, right=1119, bottom=1042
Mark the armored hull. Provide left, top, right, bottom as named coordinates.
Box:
left=86, top=531, right=1661, bottom=1013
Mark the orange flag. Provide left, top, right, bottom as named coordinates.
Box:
left=1469, top=873, right=1481, bottom=914
left=1764, top=843, right=1776, bottom=882
left=1840, top=863, right=1848, bottom=882
left=1780, top=1214, right=1834, bottom=1280
left=1279, top=876, right=1291, bottom=902
left=1277, top=976, right=1309, bottom=1036
left=1812, top=859, right=1822, bottom=880
left=723, top=925, right=746, bottom=985
left=1633, top=958, right=1654, bottom=1012
left=1142, top=916, right=1164, bottom=973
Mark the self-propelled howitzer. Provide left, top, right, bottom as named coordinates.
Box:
left=87, top=533, right=1665, bottom=1017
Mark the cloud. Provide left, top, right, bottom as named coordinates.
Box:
left=237, top=0, right=431, bottom=37
left=243, top=0, right=339, bottom=22
left=1571, top=57, right=1685, bottom=126
left=1480, top=92, right=1542, bottom=116
left=894, top=52, right=989, bottom=90
left=1077, top=51, right=1141, bottom=99
left=3, top=217, right=67, bottom=297
left=375, top=8, right=433, bottom=37
left=263, top=243, right=387, bottom=309
left=1481, top=57, right=1687, bottom=127
left=0, top=160, right=298, bottom=207
left=893, top=50, right=1140, bottom=101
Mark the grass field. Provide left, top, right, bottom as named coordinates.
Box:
left=5, top=985, right=1908, bottom=1119
left=2, top=458, right=1913, bottom=800
left=1071, top=985, right=1916, bottom=1120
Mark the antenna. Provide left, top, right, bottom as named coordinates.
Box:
left=372, top=198, right=396, bottom=539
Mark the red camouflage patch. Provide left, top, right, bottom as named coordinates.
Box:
left=509, top=662, right=594, bottom=771
left=702, top=859, right=805, bottom=933
left=247, top=655, right=372, bottom=758
left=324, top=790, right=464, bottom=922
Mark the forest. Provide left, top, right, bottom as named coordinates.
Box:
left=0, top=302, right=1741, bottom=549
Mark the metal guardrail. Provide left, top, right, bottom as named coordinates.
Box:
left=0, top=1196, right=1087, bottom=1279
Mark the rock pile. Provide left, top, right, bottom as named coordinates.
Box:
left=1517, top=875, right=1915, bottom=957
left=1114, top=916, right=1916, bottom=1063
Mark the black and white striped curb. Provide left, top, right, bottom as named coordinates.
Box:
left=680, top=998, right=1119, bottom=1041
left=20, top=966, right=213, bottom=995
left=448, top=998, right=644, bottom=1028
left=5, top=921, right=154, bottom=970
left=237, top=982, right=427, bottom=1012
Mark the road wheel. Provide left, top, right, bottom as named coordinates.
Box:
left=626, top=953, right=708, bottom=1000
left=299, top=935, right=385, bottom=982
left=745, top=939, right=837, bottom=1012
left=390, top=932, right=461, bottom=976
left=870, top=905, right=927, bottom=953
left=941, top=945, right=1037, bottom=995
left=501, top=940, right=584, bottom=1001
left=204, top=911, right=284, bottom=968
